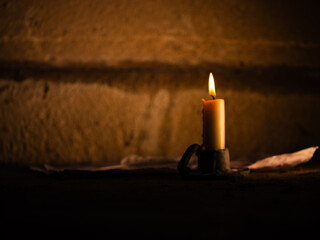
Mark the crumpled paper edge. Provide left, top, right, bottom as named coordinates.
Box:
left=248, top=146, right=318, bottom=170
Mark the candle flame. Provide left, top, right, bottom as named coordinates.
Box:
left=208, top=72, right=216, bottom=98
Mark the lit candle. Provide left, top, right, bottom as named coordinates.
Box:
left=202, top=73, right=225, bottom=150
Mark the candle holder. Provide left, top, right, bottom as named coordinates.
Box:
left=178, top=144, right=249, bottom=179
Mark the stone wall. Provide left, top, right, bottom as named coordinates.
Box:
left=1, top=0, right=320, bottom=165
left=1, top=67, right=319, bottom=165
left=1, top=0, right=320, bottom=67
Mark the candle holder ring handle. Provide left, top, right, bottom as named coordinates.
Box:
left=177, top=144, right=201, bottom=179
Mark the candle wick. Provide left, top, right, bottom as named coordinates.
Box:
left=210, top=95, right=216, bottom=100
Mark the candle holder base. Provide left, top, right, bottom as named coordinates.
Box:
left=178, top=144, right=249, bottom=179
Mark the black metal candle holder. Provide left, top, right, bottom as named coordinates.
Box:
left=178, top=144, right=249, bottom=179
